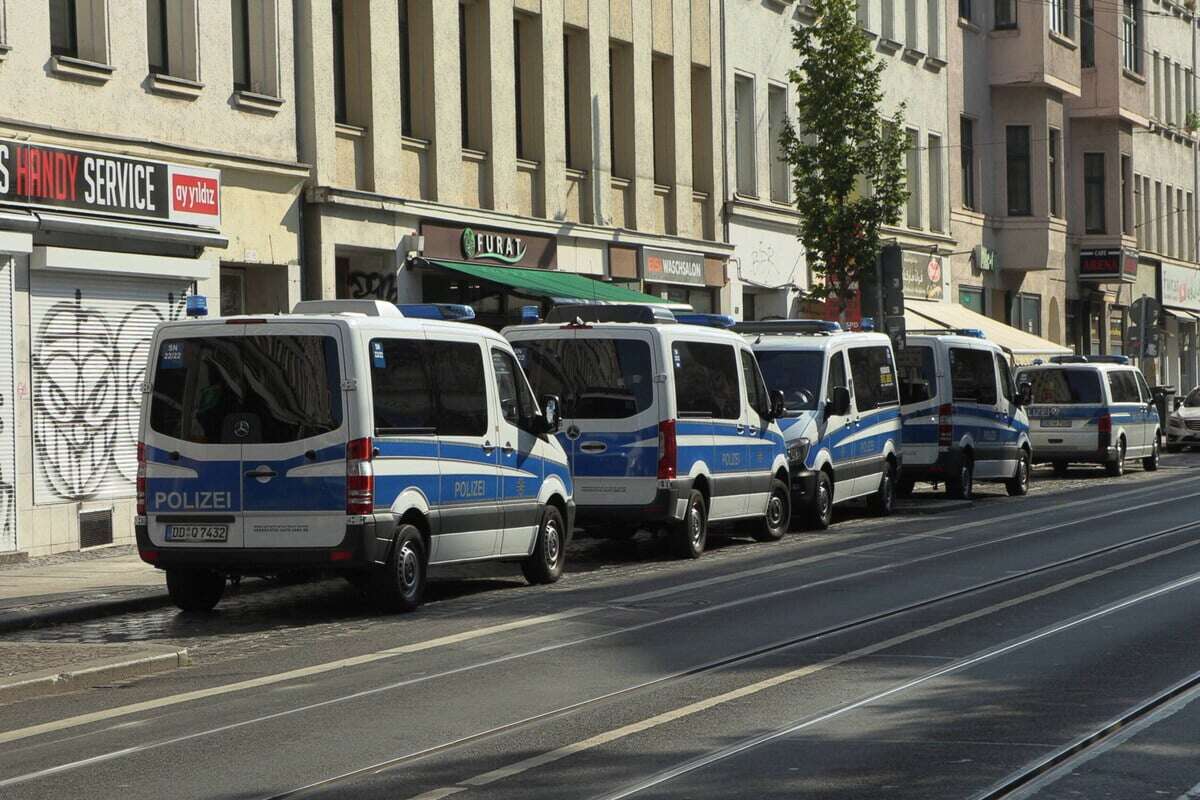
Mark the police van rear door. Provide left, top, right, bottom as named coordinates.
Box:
left=143, top=324, right=247, bottom=550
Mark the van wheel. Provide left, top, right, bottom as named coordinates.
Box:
left=522, top=506, right=566, bottom=584
left=1006, top=449, right=1031, bottom=496
left=670, top=490, right=707, bottom=559
left=166, top=569, right=226, bottom=613
left=806, top=471, right=834, bottom=530
left=1142, top=438, right=1160, bottom=471
left=1052, top=461, right=1069, bottom=477
left=869, top=462, right=897, bottom=516
left=370, top=525, right=427, bottom=612
left=896, top=478, right=915, bottom=498
left=1105, top=439, right=1126, bottom=477
left=946, top=457, right=974, bottom=500
left=753, top=479, right=791, bottom=542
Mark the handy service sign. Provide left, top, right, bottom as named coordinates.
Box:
left=0, top=138, right=221, bottom=228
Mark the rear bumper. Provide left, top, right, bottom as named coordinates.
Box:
left=1030, top=445, right=1118, bottom=464
left=575, top=485, right=681, bottom=529
left=900, top=446, right=965, bottom=482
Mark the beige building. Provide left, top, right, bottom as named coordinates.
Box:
left=300, top=0, right=732, bottom=324
left=0, top=0, right=307, bottom=557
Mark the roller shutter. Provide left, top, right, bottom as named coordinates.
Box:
left=0, top=256, right=15, bottom=551
left=30, top=272, right=190, bottom=504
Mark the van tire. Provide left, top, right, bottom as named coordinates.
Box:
left=806, top=471, right=834, bottom=530
left=753, top=479, right=791, bottom=542
left=946, top=457, right=974, bottom=500
left=1105, top=439, right=1126, bottom=477
left=869, top=462, right=897, bottom=516
left=1006, top=449, right=1031, bottom=496
left=166, top=569, right=225, bottom=613
left=370, top=525, right=427, bottom=613
left=1142, top=438, right=1160, bottom=471
left=522, top=505, right=566, bottom=584
left=670, top=490, right=708, bottom=559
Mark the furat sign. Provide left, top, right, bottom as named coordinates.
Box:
left=0, top=138, right=221, bottom=227
left=461, top=227, right=527, bottom=265
left=1162, top=263, right=1200, bottom=312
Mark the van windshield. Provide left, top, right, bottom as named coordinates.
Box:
left=513, top=338, right=654, bottom=419
left=755, top=350, right=824, bottom=412
left=1018, top=368, right=1103, bottom=404
left=150, top=335, right=343, bottom=444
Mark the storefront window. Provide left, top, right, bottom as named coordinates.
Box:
left=1108, top=307, right=1126, bottom=355
left=651, top=284, right=716, bottom=314
left=1089, top=304, right=1104, bottom=355
left=1006, top=291, right=1042, bottom=336
left=959, top=285, right=985, bottom=315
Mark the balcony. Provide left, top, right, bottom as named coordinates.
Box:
left=994, top=216, right=1068, bottom=271
left=1071, top=6, right=1149, bottom=124
left=989, top=4, right=1081, bottom=96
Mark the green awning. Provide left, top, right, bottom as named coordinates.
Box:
left=422, top=258, right=672, bottom=306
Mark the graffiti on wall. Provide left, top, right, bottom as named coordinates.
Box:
left=0, top=375, right=13, bottom=550
left=346, top=271, right=397, bottom=302
left=32, top=288, right=186, bottom=502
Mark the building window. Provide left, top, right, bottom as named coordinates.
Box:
left=1081, top=0, right=1095, bottom=66
left=1188, top=192, right=1196, bottom=260
left=927, top=0, right=942, bottom=58
left=1008, top=292, right=1042, bottom=336
left=459, top=2, right=469, bottom=148
left=768, top=84, right=789, bottom=203
left=1121, top=155, right=1132, bottom=236
left=399, top=0, right=412, bottom=137
left=1050, top=0, right=1070, bottom=37
left=857, top=0, right=872, bottom=30
left=961, top=117, right=975, bottom=210
left=1142, top=176, right=1152, bottom=251
left=1176, top=62, right=1184, bottom=129
left=651, top=55, right=675, bottom=187
left=959, top=285, right=985, bottom=315
left=232, top=0, right=250, bottom=89
left=882, top=0, right=896, bottom=40
left=513, top=18, right=525, bottom=159
left=1048, top=128, right=1060, bottom=218
left=144, top=0, right=198, bottom=80
left=231, top=0, right=277, bottom=96
left=50, top=0, right=78, bottom=57
left=1153, top=52, right=1162, bottom=120
left=1179, top=187, right=1186, bottom=257
left=332, top=0, right=347, bottom=122
left=734, top=74, right=756, bottom=197
left=1006, top=125, right=1031, bottom=217
left=905, top=0, right=919, bottom=50
left=1155, top=181, right=1164, bottom=252
left=1122, top=0, right=1141, bottom=73
left=147, top=0, right=168, bottom=73
left=610, top=44, right=634, bottom=180
left=1166, top=188, right=1175, bottom=257
left=906, top=128, right=921, bottom=228
left=929, top=133, right=944, bottom=232
left=958, top=0, right=971, bottom=22
left=1109, top=308, right=1125, bottom=355
left=995, top=0, right=1016, bottom=29
left=1084, top=153, right=1106, bottom=234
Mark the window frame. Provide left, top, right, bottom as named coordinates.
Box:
left=147, top=0, right=170, bottom=75
left=1048, top=127, right=1061, bottom=218
left=960, top=116, right=976, bottom=211
left=733, top=72, right=758, bottom=198
left=905, top=127, right=922, bottom=229
left=1006, top=125, right=1032, bottom=217
left=231, top=0, right=251, bottom=91
left=1084, top=152, right=1107, bottom=234
left=994, top=0, right=1017, bottom=30
left=50, top=0, right=79, bottom=58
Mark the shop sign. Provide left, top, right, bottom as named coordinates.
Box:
left=642, top=247, right=705, bottom=287
left=420, top=221, right=556, bottom=268
left=1162, top=263, right=1200, bottom=312
left=901, top=251, right=944, bottom=301
left=973, top=245, right=996, bottom=272
left=1079, top=248, right=1138, bottom=283
left=0, top=137, right=221, bottom=227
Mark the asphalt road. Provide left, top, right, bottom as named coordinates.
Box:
left=2, top=453, right=1199, bottom=800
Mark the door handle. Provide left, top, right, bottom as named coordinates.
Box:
left=244, top=468, right=277, bottom=479
left=482, top=441, right=495, bottom=454
left=735, top=424, right=746, bottom=435
left=502, top=442, right=515, bottom=454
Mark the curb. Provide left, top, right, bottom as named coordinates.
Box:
left=0, top=591, right=175, bottom=636
left=0, top=644, right=190, bottom=704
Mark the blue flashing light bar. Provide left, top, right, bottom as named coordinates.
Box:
left=186, top=295, right=208, bottom=318
left=674, top=312, right=737, bottom=329
left=396, top=303, right=477, bottom=321
left=520, top=305, right=542, bottom=324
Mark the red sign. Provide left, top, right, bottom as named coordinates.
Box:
left=171, top=173, right=220, bottom=216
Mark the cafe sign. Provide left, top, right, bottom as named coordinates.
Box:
left=1162, top=263, right=1200, bottom=312
left=642, top=247, right=705, bottom=287
left=0, top=137, right=221, bottom=227
left=1079, top=248, right=1138, bottom=284
left=420, top=221, right=556, bottom=268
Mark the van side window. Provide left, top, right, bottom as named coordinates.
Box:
left=673, top=341, right=740, bottom=420
left=740, top=350, right=770, bottom=417
left=950, top=348, right=998, bottom=404
left=1134, top=370, right=1153, bottom=403
left=428, top=340, right=488, bottom=437
left=994, top=353, right=1015, bottom=403
left=848, top=346, right=898, bottom=412
left=826, top=351, right=847, bottom=405
left=369, top=339, right=436, bottom=435
left=492, top=348, right=540, bottom=430
left=1107, top=370, right=1140, bottom=403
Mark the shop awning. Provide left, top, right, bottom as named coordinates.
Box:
left=904, top=298, right=1073, bottom=362
left=421, top=258, right=676, bottom=306
left=1164, top=305, right=1200, bottom=322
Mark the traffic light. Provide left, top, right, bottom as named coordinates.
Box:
left=881, top=245, right=904, bottom=318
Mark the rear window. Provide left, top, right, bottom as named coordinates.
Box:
left=1017, top=368, right=1103, bottom=404
left=672, top=341, right=741, bottom=420
left=514, top=337, right=654, bottom=419
left=150, top=335, right=342, bottom=444
left=756, top=350, right=824, bottom=411
left=896, top=346, right=937, bottom=405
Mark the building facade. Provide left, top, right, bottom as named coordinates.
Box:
left=0, top=0, right=307, bottom=557
left=299, top=0, right=732, bottom=326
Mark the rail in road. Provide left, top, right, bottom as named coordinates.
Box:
left=1, top=457, right=1199, bottom=799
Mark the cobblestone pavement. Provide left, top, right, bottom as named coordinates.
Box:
left=1, top=456, right=1193, bottom=672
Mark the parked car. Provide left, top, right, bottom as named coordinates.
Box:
left=1015, top=356, right=1160, bottom=476
left=506, top=305, right=790, bottom=558
left=739, top=320, right=902, bottom=529
left=137, top=300, right=573, bottom=613
left=895, top=331, right=1033, bottom=499
left=1166, top=385, right=1200, bottom=451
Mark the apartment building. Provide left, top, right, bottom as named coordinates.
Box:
left=300, top=0, right=731, bottom=325
left=0, top=0, right=307, bottom=557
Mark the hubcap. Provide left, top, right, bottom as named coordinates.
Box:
left=689, top=504, right=704, bottom=547
left=544, top=520, right=561, bottom=566
left=962, top=467, right=972, bottom=497
left=819, top=481, right=831, bottom=519
left=767, top=493, right=785, bottom=527
left=399, top=544, right=419, bottom=595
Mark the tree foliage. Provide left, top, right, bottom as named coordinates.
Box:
left=780, top=0, right=909, bottom=316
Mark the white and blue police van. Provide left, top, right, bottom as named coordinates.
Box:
left=504, top=305, right=790, bottom=559
left=895, top=330, right=1033, bottom=499
left=738, top=321, right=903, bottom=529
left=136, top=300, right=573, bottom=613
left=1015, top=355, right=1161, bottom=476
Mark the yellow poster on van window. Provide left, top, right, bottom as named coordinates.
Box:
left=879, top=366, right=895, bottom=386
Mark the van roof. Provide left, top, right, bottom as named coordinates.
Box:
left=745, top=330, right=893, bottom=351
left=156, top=313, right=510, bottom=344
left=1016, top=361, right=1138, bottom=373
left=906, top=332, right=1004, bottom=350
left=503, top=321, right=745, bottom=344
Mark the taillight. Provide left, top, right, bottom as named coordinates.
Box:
left=937, top=404, right=954, bottom=449
left=136, top=442, right=146, bottom=516
left=346, top=437, right=374, bottom=515
left=657, top=420, right=677, bottom=480
left=1098, top=413, right=1112, bottom=449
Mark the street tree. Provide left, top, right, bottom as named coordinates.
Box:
left=780, top=0, right=910, bottom=321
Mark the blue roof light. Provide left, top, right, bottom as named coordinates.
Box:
left=674, top=313, right=737, bottom=329
left=396, top=303, right=477, bottom=321
left=186, top=295, right=208, bottom=318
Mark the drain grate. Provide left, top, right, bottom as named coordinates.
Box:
left=79, top=509, right=114, bottom=549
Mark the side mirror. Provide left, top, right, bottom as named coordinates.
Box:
left=540, top=394, right=562, bottom=434
left=1016, top=381, right=1033, bottom=407
left=826, top=386, right=851, bottom=418
left=768, top=389, right=786, bottom=421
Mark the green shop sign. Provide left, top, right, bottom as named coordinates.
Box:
left=461, top=227, right=528, bottom=265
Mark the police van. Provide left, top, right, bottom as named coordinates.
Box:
left=1015, top=356, right=1160, bottom=476
left=505, top=305, right=790, bottom=559
left=739, top=321, right=903, bottom=529
left=894, top=331, right=1033, bottom=499
left=136, top=300, right=573, bottom=613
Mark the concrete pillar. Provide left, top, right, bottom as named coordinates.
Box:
left=304, top=206, right=338, bottom=300
left=487, top=0, right=518, bottom=213
left=539, top=2, right=568, bottom=220
left=429, top=0, right=464, bottom=205
left=587, top=4, right=613, bottom=226
left=368, top=0, right=404, bottom=195
left=631, top=5, right=656, bottom=230
left=296, top=0, right=337, bottom=187
left=704, top=0, right=723, bottom=242
left=670, top=1, right=694, bottom=237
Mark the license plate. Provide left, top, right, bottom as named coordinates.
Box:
left=165, top=525, right=229, bottom=543
left=1040, top=419, right=1072, bottom=428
